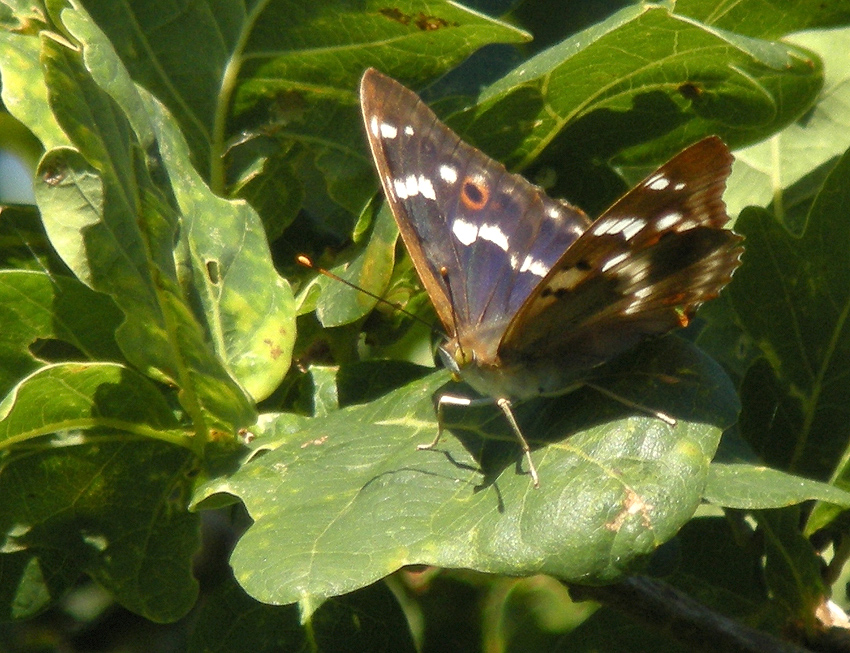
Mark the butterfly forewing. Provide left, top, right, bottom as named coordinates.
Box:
left=501, top=137, right=743, bottom=377
left=360, top=69, right=591, bottom=360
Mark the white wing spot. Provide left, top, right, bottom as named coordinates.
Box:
left=393, top=177, right=409, bottom=199
left=601, top=252, right=629, bottom=272
left=593, top=217, right=645, bottom=239
left=549, top=267, right=587, bottom=290
left=519, top=255, right=549, bottom=277
left=622, top=218, right=645, bottom=240
left=618, top=262, right=649, bottom=285
left=635, top=286, right=653, bottom=298
left=439, top=164, right=458, bottom=184
left=655, top=212, right=682, bottom=231
left=405, top=174, right=419, bottom=198
left=624, top=298, right=643, bottom=315
left=547, top=207, right=562, bottom=220
left=380, top=122, right=398, bottom=139
left=404, top=125, right=414, bottom=136
left=452, top=218, right=479, bottom=246
left=370, top=116, right=380, bottom=137
left=674, top=182, right=686, bottom=191
left=418, top=175, right=436, bottom=200
left=479, top=223, right=509, bottom=251
left=646, top=173, right=670, bottom=191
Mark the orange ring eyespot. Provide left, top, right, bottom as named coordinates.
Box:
left=460, top=177, right=488, bottom=210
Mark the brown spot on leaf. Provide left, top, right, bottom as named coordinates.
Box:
left=378, top=8, right=457, bottom=30
left=414, top=13, right=456, bottom=30
left=605, top=488, right=653, bottom=532
left=678, top=82, right=703, bottom=101
left=301, top=435, right=328, bottom=448
left=379, top=7, right=410, bottom=24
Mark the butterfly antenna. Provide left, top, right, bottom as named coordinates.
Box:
left=296, top=255, right=436, bottom=332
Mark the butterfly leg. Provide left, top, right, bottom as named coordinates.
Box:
left=418, top=394, right=473, bottom=451
left=495, top=398, right=540, bottom=489
left=422, top=395, right=540, bottom=487
left=585, top=383, right=677, bottom=426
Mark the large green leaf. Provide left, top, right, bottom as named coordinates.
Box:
left=202, top=336, right=739, bottom=607
left=62, top=7, right=296, bottom=403
left=446, top=4, right=821, bottom=213
left=726, top=143, right=850, bottom=481
left=72, top=0, right=528, bottom=228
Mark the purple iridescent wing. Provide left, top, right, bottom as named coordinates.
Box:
left=501, top=137, right=744, bottom=377
left=360, top=68, right=591, bottom=362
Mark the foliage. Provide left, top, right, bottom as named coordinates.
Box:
left=1, top=0, right=850, bottom=650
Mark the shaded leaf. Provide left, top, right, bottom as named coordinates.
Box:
left=188, top=577, right=415, bottom=653
left=0, top=439, right=199, bottom=621
left=315, top=201, right=398, bottom=327
left=0, top=271, right=123, bottom=396
left=726, top=143, right=850, bottom=481
left=757, top=508, right=826, bottom=629
left=0, top=363, right=187, bottom=447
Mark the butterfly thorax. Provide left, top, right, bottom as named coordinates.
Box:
left=440, top=337, right=584, bottom=401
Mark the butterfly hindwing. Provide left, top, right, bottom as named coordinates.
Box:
left=360, top=69, right=591, bottom=360
left=501, top=137, right=743, bottom=373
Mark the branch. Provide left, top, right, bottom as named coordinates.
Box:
left=569, top=576, right=812, bottom=653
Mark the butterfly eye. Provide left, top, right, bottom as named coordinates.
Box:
left=461, top=178, right=488, bottom=210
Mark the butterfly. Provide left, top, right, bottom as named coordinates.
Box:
left=359, top=68, right=743, bottom=487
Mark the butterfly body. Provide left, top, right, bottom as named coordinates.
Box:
left=359, top=68, right=743, bottom=485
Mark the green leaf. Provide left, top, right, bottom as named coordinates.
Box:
left=757, top=508, right=826, bottom=629
left=704, top=463, right=850, bottom=509
left=0, top=270, right=123, bottom=395
left=0, top=28, right=65, bottom=148
left=0, top=439, right=199, bottom=621
left=449, top=4, right=821, bottom=198
left=315, top=201, right=398, bottom=327
left=675, top=0, right=850, bottom=39
left=61, top=6, right=296, bottom=404
left=0, top=363, right=187, bottom=448
left=216, top=337, right=737, bottom=606
left=724, top=27, right=850, bottom=221
left=726, top=143, right=850, bottom=481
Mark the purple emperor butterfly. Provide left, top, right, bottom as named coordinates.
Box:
left=360, top=68, right=743, bottom=487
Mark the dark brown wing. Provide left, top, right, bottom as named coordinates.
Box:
left=500, top=137, right=743, bottom=376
